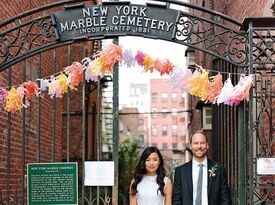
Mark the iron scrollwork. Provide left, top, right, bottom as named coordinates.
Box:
left=0, top=15, right=57, bottom=70
left=252, top=29, right=275, bottom=71
left=174, top=12, right=248, bottom=67
left=250, top=73, right=275, bottom=204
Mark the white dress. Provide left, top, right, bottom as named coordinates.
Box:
left=136, top=175, right=168, bottom=205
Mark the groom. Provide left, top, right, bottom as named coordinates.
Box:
left=172, top=130, right=232, bottom=205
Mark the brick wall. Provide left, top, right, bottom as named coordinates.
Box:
left=0, top=0, right=98, bottom=201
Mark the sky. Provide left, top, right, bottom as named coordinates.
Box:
left=118, top=37, right=186, bottom=106
left=103, top=0, right=187, bottom=107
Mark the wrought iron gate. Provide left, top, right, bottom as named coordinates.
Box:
left=246, top=18, right=275, bottom=205
left=0, top=0, right=274, bottom=205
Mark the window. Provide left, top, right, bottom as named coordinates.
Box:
left=151, top=92, right=158, bottom=103
left=139, top=119, right=144, bottom=126
left=172, top=143, right=177, bottom=149
left=203, top=107, right=212, bottom=130
left=152, top=143, right=158, bottom=147
left=139, top=135, right=144, bottom=143
left=172, top=125, right=178, bottom=136
left=181, top=112, right=186, bottom=121
left=152, top=125, right=158, bottom=136
left=130, top=87, right=135, bottom=96
left=181, top=93, right=185, bottom=106
left=161, top=92, right=168, bottom=102
left=162, top=143, right=168, bottom=149
left=152, top=108, right=157, bottom=118
left=182, top=127, right=186, bottom=136
left=186, top=51, right=195, bottom=66
left=162, top=125, right=168, bottom=136
left=172, top=108, right=177, bottom=117
left=172, top=92, right=177, bottom=102
left=162, top=108, right=168, bottom=118
left=183, top=143, right=186, bottom=149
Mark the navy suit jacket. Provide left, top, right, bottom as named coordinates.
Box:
left=172, top=159, right=232, bottom=205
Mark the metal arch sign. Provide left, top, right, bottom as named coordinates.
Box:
left=0, top=1, right=249, bottom=70
left=52, top=3, right=179, bottom=41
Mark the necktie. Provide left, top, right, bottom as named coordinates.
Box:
left=195, top=164, right=203, bottom=205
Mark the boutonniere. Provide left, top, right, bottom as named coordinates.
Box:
left=208, top=164, right=218, bottom=177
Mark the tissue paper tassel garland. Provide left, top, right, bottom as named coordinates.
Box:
left=227, top=74, right=253, bottom=106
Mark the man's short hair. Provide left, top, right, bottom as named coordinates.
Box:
left=189, top=129, right=207, bottom=143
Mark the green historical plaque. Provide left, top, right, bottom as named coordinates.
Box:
left=27, top=162, right=78, bottom=205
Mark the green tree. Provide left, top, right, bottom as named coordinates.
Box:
left=118, top=139, right=141, bottom=205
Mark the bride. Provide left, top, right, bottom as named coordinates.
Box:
left=129, top=146, right=172, bottom=205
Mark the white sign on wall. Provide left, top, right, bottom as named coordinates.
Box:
left=257, top=158, right=275, bottom=175
left=84, top=161, right=114, bottom=186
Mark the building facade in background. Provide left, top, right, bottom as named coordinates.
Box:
left=119, top=83, right=149, bottom=145
left=149, top=78, right=189, bottom=169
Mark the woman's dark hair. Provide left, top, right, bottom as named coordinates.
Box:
left=130, top=146, right=166, bottom=197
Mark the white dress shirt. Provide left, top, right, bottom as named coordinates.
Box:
left=192, top=158, right=208, bottom=205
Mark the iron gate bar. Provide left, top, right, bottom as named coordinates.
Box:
left=37, top=53, right=41, bottom=162
left=6, top=67, right=12, bottom=205
left=237, top=104, right=245, bottom=205
left=112, top=37, right=119, bottom=205
left=97, top=76, right=101, bottom=205
left=21, top=60, right=26, bottom=205
left=67, top=45, right=72, bottom=162
left=248, top=21, right=254, bottom=205
left=81, top=43, right=87, bottom=205
left=212, top=59, right=247, bottom=204
left=51, top=49, right=57, bottom=162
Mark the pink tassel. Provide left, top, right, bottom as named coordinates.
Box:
left=65, top=62, right=84, bottom=88
left=135, top=51, right=146, bottom=66
left=100, top=43, right=123, bottom=74
left=0, top=88, right=8, bottom=105
left=206, top=73, right=223, bottom=103
left=227, top=74, right=253, bottom=106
